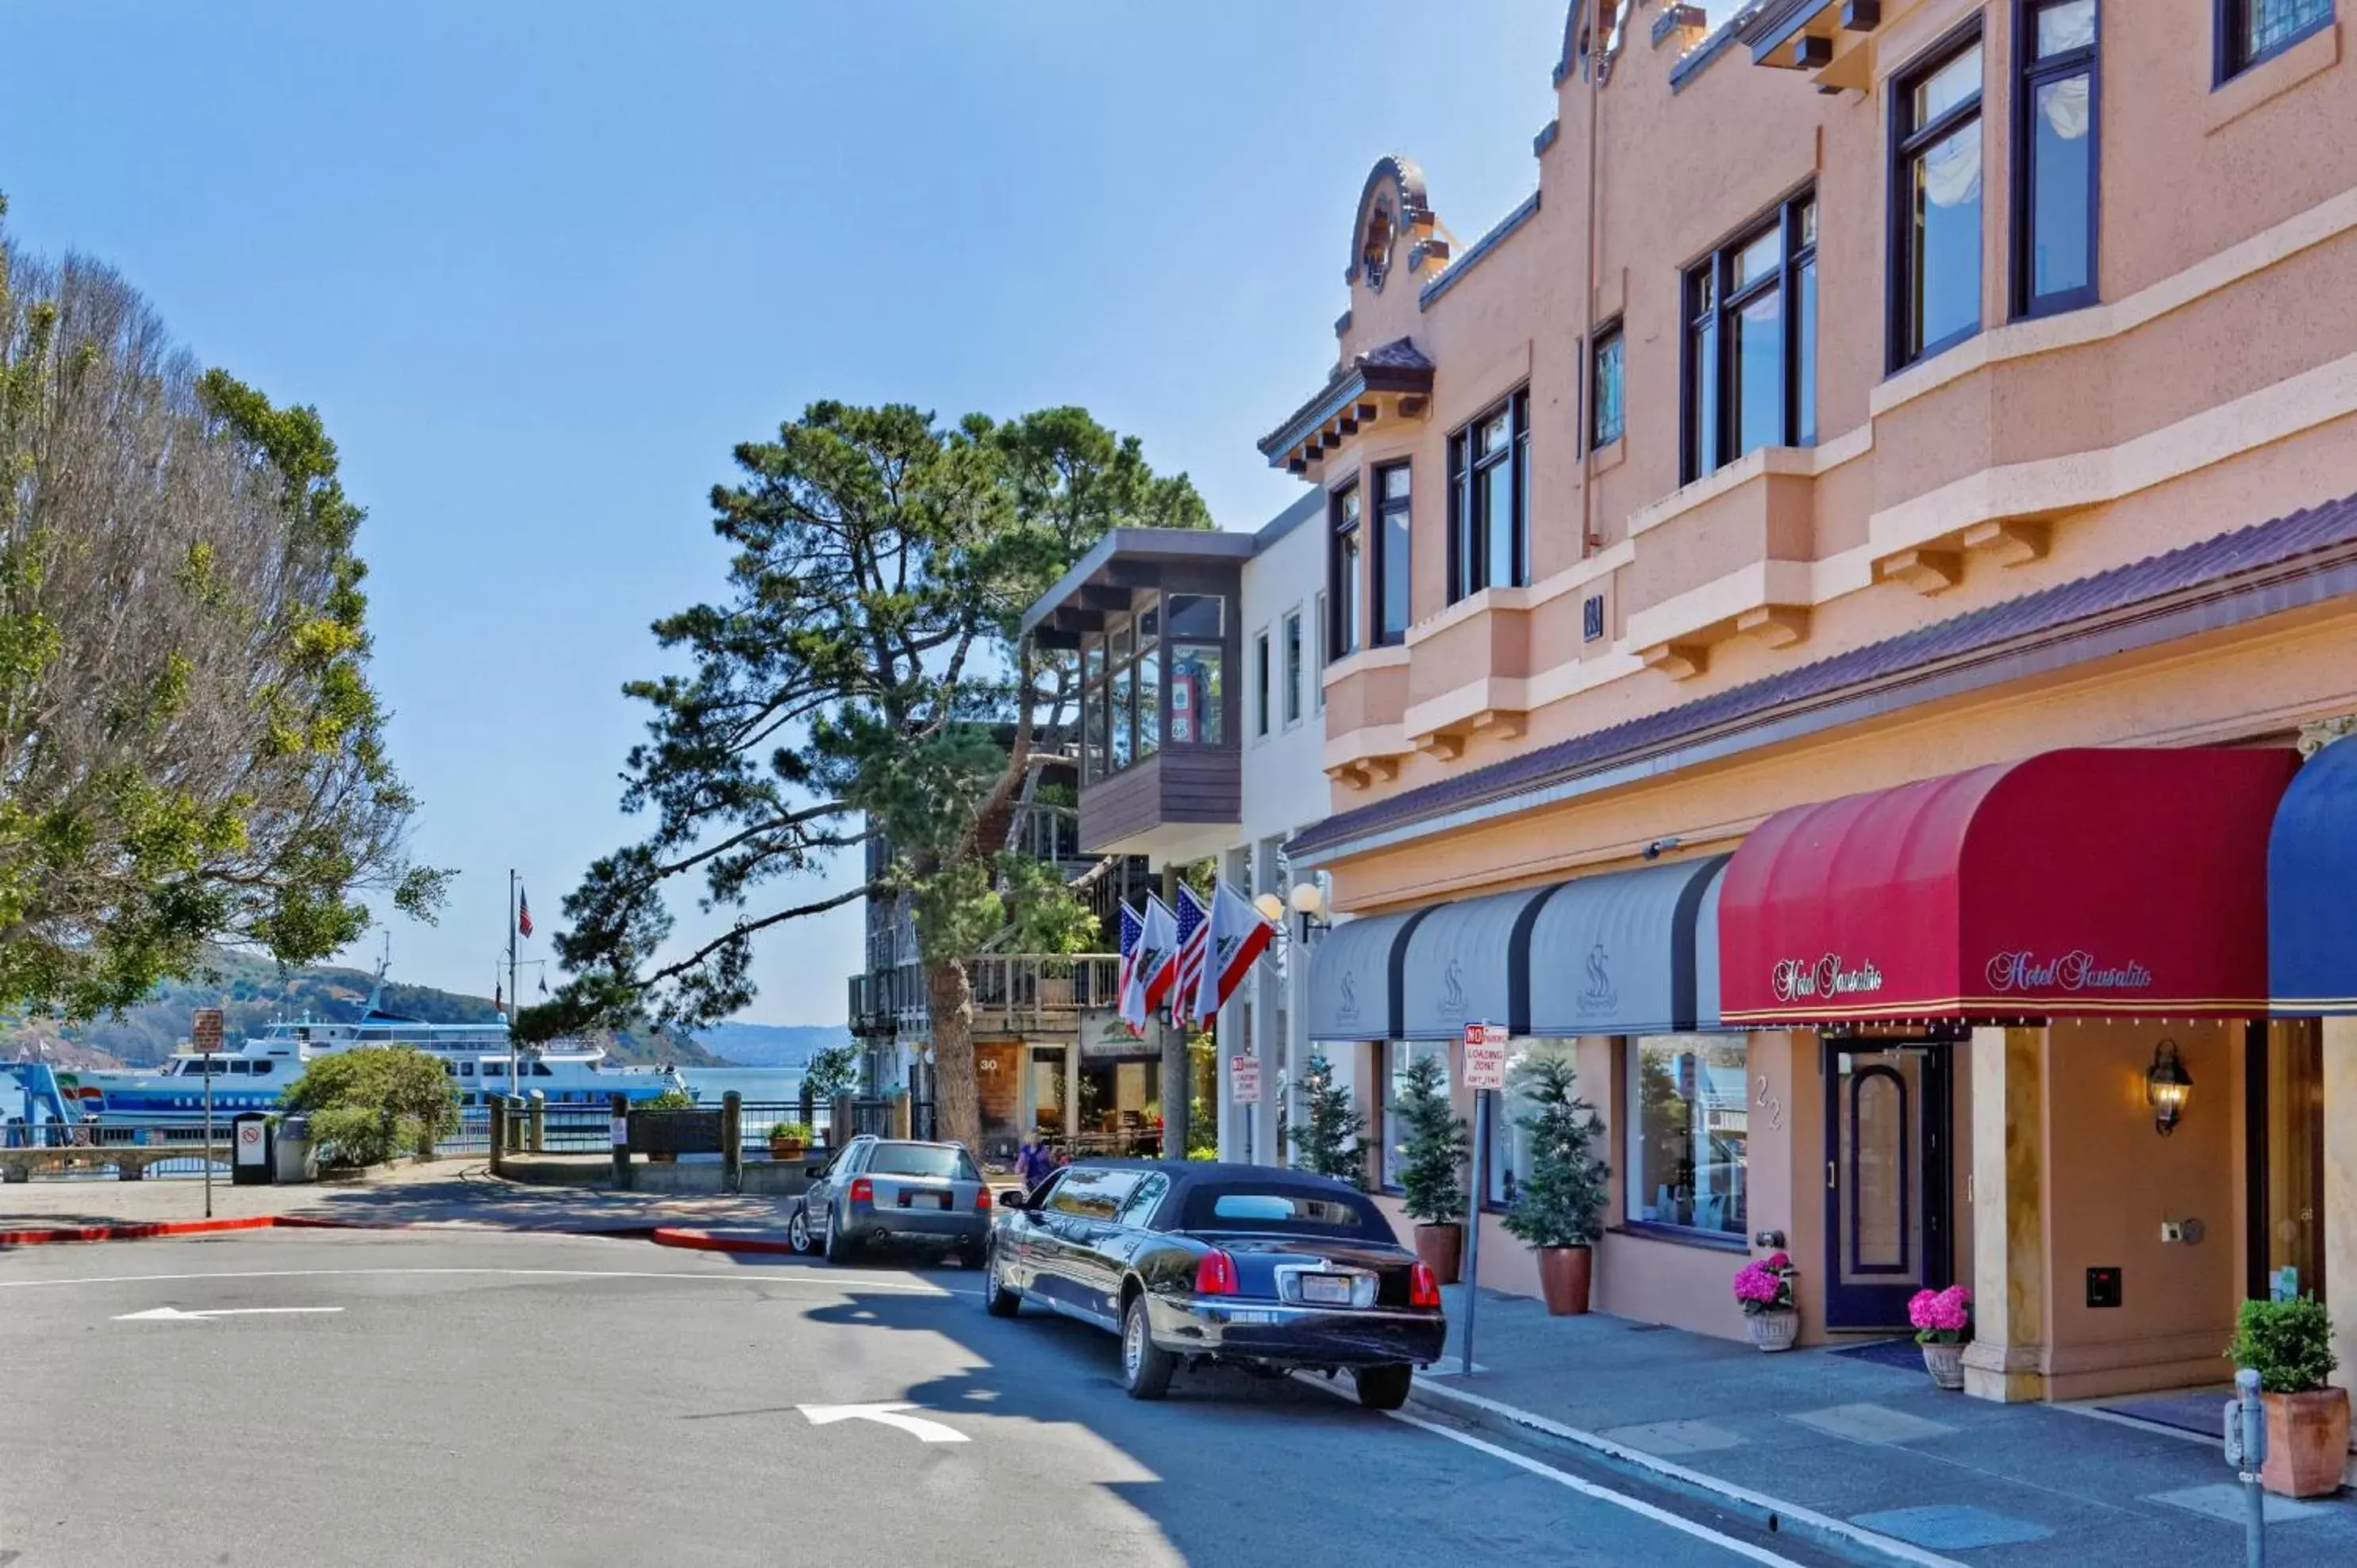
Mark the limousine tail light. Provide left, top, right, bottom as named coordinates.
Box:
left=1409, top=1262, right=1443, bottom=1309
left=848, top=1178, right=873, bottom=1203
left=1194, top=1249, right=1240, bottom=1296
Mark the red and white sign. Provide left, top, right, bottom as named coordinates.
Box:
left=233, top=1121, right=267, bottom=1166
left=1230, top=1055, right=1259, bottom=1102
left=192, top=1007, right=224, bottom=1055
left=1462, top=1022, right=1509, bottom=1092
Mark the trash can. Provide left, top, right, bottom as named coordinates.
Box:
left=273, top=1114, right=318, bottom=1183
left=230, top=1112, right=275, bottom=1186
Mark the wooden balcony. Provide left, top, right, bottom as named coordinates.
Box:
left=1078, top=749, right=1240, bottom=859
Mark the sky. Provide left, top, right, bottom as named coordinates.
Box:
left=0, top=0, right=1575, bottom=1024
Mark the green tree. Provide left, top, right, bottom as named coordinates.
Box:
left=0, top=211, right=444, bottom=1020
left=1500, top=1055, right=1611, bottom=1250
left=526, top=402, right=1206, bottom=1155
left=1286, top=1051, right=1367, bottom=1188
left=1394, top=1052, right=1469, bottom=1225
left=280, top=1047, right=458, bottom=1167
left=803, top=1042, right=859, bottom=1101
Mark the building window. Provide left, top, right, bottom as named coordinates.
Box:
left=1891, top=33, right=1985, bottom=371
left=2220, top=0, right=2333, bottom=79
left=1487, top=1039, right=1577, bottom=1206
left=1589, top=323, right=1625, bottom=448
left=1312, top=592, right=1328, bottom=711
left=1378, top=1040, right=1451, bottom=1192
left=1446, top=389, right=1530, bottom=604
left=1082, top=635, right=1108, bottom=782
left=1625, top=1035, right=1748, bottom=1242
left=1329, top=482, right=1362, bottom=659
left=1372, top=463, right=1411, bottom=645
left=1282, top=609, right=1304, bottom=728
left=1253, top=630, right=1271, bottom=739
left=2016, top=1, right=2098, bottom=319
left=1682, top=193, right=1817, bottom=482
left=1132, top=601, right=1161, bottom=762
left=1166, top=594, right=1224, bottom=746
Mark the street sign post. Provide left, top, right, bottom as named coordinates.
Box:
left=1459, top=1021, right=1509, bottom=1376
left=193, top=1007, right=224, bottom=1219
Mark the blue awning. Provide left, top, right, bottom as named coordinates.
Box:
left=1527, top=856, right=1731, bottom=1036
left=1306, top=909, right=1431, bottom=1043
left=2270, top=735, right=2357, bottom=1015
left=1398, top=884, right=1560, bottom=1041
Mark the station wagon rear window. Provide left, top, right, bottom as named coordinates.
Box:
left=865, top=1144, right=979, bottom=1181
left=1180, top=1182, right=1394, bottom=1240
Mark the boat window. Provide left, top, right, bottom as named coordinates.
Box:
left=250, top=1062, right=273, bottom=1076
left=1179, top=1182, right=1394, bottom=1240
left=459, top=1063, right=475, bottom=1077
left=529, top=1062, right=553, bottom=1077
left=484, top=1063, right=506, bottom=1078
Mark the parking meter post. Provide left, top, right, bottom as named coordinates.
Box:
left=2236, top=1366, right=2267, bottom=1567
left=609, top=1093, right=631, bottom=1189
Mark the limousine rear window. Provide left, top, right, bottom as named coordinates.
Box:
left=1181, top=1183, right=1389, bottom=1239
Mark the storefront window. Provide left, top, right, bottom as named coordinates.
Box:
left=1171, top=643, right=1223, bottom=744
left=1625, top=1035, right=1749, bottom=1240
left=1488, top=1038, right=1577, bottom=1206
left=1379, top=1041, right=1451, bottom=1191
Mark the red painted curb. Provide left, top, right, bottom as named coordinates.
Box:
left=1, top=1214, right=679, bottom=1247
left=0, top=1216, right=277, bottom=1247
left=651, top=1226, right=801, bottom=1256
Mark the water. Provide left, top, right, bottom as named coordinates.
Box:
left=680, top=1066, right=805, bottom=1105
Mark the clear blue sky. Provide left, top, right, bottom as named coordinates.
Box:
left=0, top=0, right=1573, bottom=1023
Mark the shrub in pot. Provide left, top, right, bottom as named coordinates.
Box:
left=1393, top=1053, right=1470, bottom=1284
left=1909, top=1286, right=1973, bottom=1390
left=1285, top=1051, right=1368, bottom=1188
left=1498, top=1055, right=1609, bottom=1316
left=1733, top=1253, right=1800, bottom=1352
left=2228, top=1294, right=2350, bottom=1498
left=768, top=1122, right=811, bottom=1160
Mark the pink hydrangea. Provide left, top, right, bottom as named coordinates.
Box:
left=1909, top=1284, right=1973, bottom=1342
left=1732, top=1255, right=1796, bottom=1315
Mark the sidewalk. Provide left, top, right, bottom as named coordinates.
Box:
left=1414, top=1285, right=2357, bottom=1566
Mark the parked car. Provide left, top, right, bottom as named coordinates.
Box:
left=787, top=1135, right=990, bottom=1265
left=981, top=1159, right=1446, bottom=1408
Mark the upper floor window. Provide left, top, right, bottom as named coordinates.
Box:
left=1329, top=482, right=1362, bottom=660
left=1166, top=594, right=1224, bottom=747
left=1283, top=609, right=1305, bottom=727
left=1590, top=322, right=1625, bottom=449
left=2015, top=1, right=2098, bottom=320
left=1253, top=629, right=1271, bottom=739
left=1312, top=591, right=1328, bottom=711
left=2220, top=0, right=2334, bottom=79
left=1682, top=193, right=1817, bottom=482
left=1079, top=591, right=1228, bottom=784
left=1373, top=463, right=1412, bottom=645
left=1891, top=33, right=1984, bottom=371
left=1447, top=390, right=1530, bottom=604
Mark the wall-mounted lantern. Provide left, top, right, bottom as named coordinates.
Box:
left=1252, top=892, right=1286, bottom=925
left=2145, top=1039, right=2192, bottom=1136
left=1286, top=879, right=1332, bottom=944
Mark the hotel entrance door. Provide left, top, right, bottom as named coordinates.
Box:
left=1823, top=1040, right=1955, bottom=1332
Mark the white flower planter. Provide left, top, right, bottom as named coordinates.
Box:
left=1746, top=1310, right=1799, bottom=1352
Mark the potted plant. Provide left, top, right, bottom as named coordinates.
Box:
left=1499, top=1055, right=1609, bottom=1316
left=1285, top=1051, right=1368, bottom=1188
left=1732, top=1252, right=1800, bottom=1351
left=2227, top=1294, right=2350, bottom=1498
left=1394, top=1053, right=1470, bottom=1283
left=768, top=1121, right=811, bottom=1161
left=1909, top=1285, right=1974, bottom=1389
left=639, top=1086, right=696, bottom=1163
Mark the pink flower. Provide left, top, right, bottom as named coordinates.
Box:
left=1909, top=1285, right=1974, bottom=1339
left=1732, top=1256, right=1797, bottom=1313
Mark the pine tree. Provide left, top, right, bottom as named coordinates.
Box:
left=1394, top=1051, right=1468, bottom=1224
left=1501, top=1055, right=1610, bottom=1249
left=1286, top=1051, right=1367, bottom=1187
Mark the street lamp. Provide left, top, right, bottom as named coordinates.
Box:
left=1287, top=880, right=1331, bottom=944
left=1252, top=892, right=1285, bottom=925
left=2145, top=1039, right=2192, bottom=1136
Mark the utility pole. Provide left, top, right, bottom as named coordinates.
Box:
left=1159, top=863, right=1189, bottom=1159
left=506, top=869, right=521, bottom=1097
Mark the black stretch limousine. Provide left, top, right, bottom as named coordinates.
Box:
left=982, top=1159, right=1448, bottom=1408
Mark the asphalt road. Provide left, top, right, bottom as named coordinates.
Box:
left=0, top=1230, right=1841, bottom=1567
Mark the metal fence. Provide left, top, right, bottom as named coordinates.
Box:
left=2, top=1121, right=233, bottom=1180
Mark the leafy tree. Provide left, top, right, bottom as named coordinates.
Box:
left=529, top=402, right=1206, bottom=1155
left=1500, top=1055, right=1611, bottom=1250
left=1286, top=1051, right=1367, bottom=1188
left=0, top=211, right=444, bottom=1020
left=1394, top=1052, right=1468, bottom=1225
left=803, top=1042, right=859, bottom=1101
left=280, top=1047, right=457, bottom=1167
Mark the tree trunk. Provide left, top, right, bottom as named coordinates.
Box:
left=929, top=957, right=982, bottom=1156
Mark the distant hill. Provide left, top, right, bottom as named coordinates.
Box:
left=0, top=947, right=721, bottom=1069
left=688, top=1021, right=852, bottom=1068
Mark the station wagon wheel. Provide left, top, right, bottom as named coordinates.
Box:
left=786, top=1208, right=812, bottom=1255
left=982, top=1245, right=1021, bottom=1317
left=1120, top=1295, right=1174, bottom=1401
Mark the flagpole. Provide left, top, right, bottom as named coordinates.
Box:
left=507, top=869, right=520, bottom=1096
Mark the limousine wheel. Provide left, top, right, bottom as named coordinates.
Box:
left=1120, top=1296, right=1174, bottom=1401
left=982, top=1248, right=1021, bottom=1317
left=1353, top=1363, right=1413, bottom=1411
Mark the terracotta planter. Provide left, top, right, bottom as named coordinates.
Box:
left=1746, top=1310, right=1799, bottom=1353
left=2260, top=1388, right=2352, bottom=1499
left=1536, top=1245, right=1593, bottom=1316
left=771, top=1139, right=804, bottom=1162
left=1921, top=1340, right=1967, bottom=1390
left=1413, top=1223, right=1463, bottom=1286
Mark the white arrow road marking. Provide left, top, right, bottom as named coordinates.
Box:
left=113, top=1306, right=345, bottom=1322
left=798, top=1402, right=969, bottom=1444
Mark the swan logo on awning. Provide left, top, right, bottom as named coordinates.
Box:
left=1985, top=950, right=2153, bottom=993
left=1336, top=970, right=1361, bottom=1025
left=1770, top=954, right=1886, bottom=1003
left=1576, top=943, right=1619, bottom=1015
left=1436, top=959, right=1467, bottom=1019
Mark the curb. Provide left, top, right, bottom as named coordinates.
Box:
left=0, top=1215, right=663, bottom=1247
left=1404, top=1377, right=1963, bottom=1568
left=0, top=1216, right=278, bottom=1247
left=650, top=1227, right=800, bottom=1256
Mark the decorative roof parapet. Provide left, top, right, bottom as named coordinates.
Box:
left=1418, top=192, right=1541, bottom=310
left=1255, top=338, right=1436, bottom=473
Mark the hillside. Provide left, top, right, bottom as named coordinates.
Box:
left=0, top=949, right=724, bottom=1069
left=690, top=1021, right=853, bottom=1068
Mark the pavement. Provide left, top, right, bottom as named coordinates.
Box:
left=0, top=1228, right=1843, bottom=1568
left=1416, top=1282, right=2357, bottom=1566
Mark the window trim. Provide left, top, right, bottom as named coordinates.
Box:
left=1886, top=21, right=1988, bottom=375
left=2215, top=0, right=2336, bottom=85
left=1588, top=320, right=1625, bottom=450
left=1371, top=460, right=1412, bottom=646
left=1312, top=591, right=1328, bottom=710
left=1446, top=388, right=1532, bottom=605
left=1328, top=480, right=1363, bottom=661
left=1680, top=190, right=1818, bottom=483
left=2011, top=0, right=2101, bottom=322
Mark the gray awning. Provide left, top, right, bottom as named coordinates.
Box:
left=1398, top=883, right=1560, bottom=1042
left=1526, top=855, right=1732, bottom=1036
left=1305, top=909, right=1428, bottom=1043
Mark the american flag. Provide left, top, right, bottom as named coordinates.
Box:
left=1170, top=884, right=1211, bottom=1027
left=1116, top=901, right=1147, bottom=1033
left=518, top=887, right=534, bottom=939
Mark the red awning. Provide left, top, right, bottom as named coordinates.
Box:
left=1718, top=748, right=2296, bottom=1024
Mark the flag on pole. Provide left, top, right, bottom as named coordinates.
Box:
left=1196, top=880, right=1277, bottom=1021
left=1136, top=894, right=1182, bottom=1015
left=518, top=888, right=534, bottom=939
left=1170, top=884, right=1212, bottom=1027
left=1116, top=902, right=1147, bottom=1035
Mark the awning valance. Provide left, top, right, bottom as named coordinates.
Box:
left=1305, top=909, right=1428, bottom=1043
left=1398, top=884, right=1557, bottom=1041
left=1719, top=747, right=2295, bottom=1024
left=2270, top=734, right=2357, bottom=1016
left=1527, top=856, right=1730, bottom=1036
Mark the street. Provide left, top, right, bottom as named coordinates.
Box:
left=0, top=1230, right=1837, bottom=1567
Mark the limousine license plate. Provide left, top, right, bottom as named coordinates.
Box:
left=1299, top=1274, right=1352, bottom=1305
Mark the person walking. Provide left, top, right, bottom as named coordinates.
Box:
left=1016, top=1134, right=1053, bottom=1191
